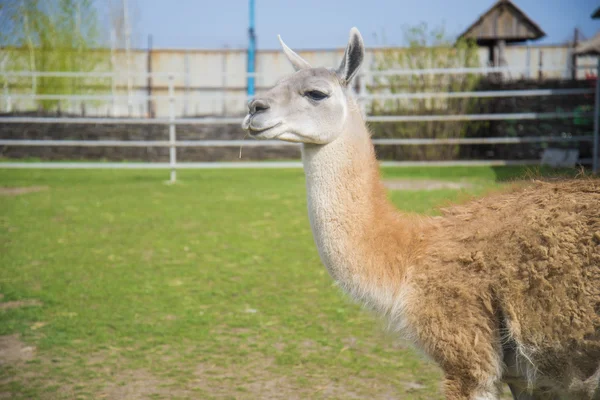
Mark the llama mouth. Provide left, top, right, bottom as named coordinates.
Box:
left=247, top=122, right=282, bottom=138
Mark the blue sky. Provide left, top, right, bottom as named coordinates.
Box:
left=131, top=0, right=599, bottom=49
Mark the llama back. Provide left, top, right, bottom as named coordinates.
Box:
left=430, top=179, right=600, bottom=385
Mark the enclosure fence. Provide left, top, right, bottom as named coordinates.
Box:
left=1, top=65, right=598, bottom=182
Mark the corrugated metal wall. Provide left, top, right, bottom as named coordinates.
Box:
left=1, top=44, right=598, bottom=117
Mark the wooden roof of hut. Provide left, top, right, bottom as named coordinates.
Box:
left=575, top=32, right=600, bottom=56
left=575, top=6, right=600, bottom=56
left=458, top=0, right=545, bottom=45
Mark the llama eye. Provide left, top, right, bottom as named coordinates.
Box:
left=305, top=90, right=328, bottom=101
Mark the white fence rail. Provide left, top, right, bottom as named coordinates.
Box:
left=0, top=111, right=590, bottom=125
left=2, top=88, right=594, bottom=102
left=1, top=66, right=598, bottom=179
left=0, top=136, right=592, bottom=148
left=3, top=159, right=580, bottom=170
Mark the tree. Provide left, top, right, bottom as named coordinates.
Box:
left=0, top=0, right=110, bottom=111
left=369, top=23, right=483, bottom=161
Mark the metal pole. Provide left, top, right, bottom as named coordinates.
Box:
left=22, top=3, right=36, bottom=102
left=184, top=51, right=190, bottom=116
left=538, top=50, right=543, bottom=81
left=147, top=34, right=154, bottom=118
left=247, top=0, right=256, bottom=98
left=525, top=44, right=531, bottom=80
left=168, top=74, right=177, bottom=182
left=110, top=28, right=117, bottom=116
left=221, top=50, right=228, bottom=115
left=571, top=28, right=579, bottom=81
left=593, top=58, right=599, bottom=175
left=123, top=0, right=133, bottom=116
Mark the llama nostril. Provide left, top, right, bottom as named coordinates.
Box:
left=249, top=99, right=270, bottom=114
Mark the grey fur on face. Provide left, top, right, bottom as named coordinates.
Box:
left=241, top=28, right=364, bottom=145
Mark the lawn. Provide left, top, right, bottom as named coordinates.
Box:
left=0, top=166, right=578, bottom=399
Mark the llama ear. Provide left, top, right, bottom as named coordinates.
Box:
left=278, top=35, right=312, bottom=71
left=336, top=27, right=364, bottom=85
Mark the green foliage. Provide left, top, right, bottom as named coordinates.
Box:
left=370, top=23, right=484, bottom=161
left=574, top=105, right=593, bottom=126
left=0, top=0, right=110, bottom=111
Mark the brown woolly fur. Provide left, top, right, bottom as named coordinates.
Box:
left=419, top=179, right=600, bottom=398
left=338, top=144, right=600, bottom=398
left=245, top=27, right=600, bottom=400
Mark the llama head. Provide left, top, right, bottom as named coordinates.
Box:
left=241, top=27, right=364, bottom=144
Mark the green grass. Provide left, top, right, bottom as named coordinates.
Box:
left=0, top=166, right=580, bottom=399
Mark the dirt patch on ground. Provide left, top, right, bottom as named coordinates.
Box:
left=0, top=299, right=43, bottom=310
left=97, top=369, right=188, bottom=400
left=0, top=339, right=447, bottom=400
left=0, top=335, right=35, bottom=365
left=192, top=358, right=381, bottom=400
left=0, top=186, right=48, bottom=196
left=383, top=179, right=474, bottom=191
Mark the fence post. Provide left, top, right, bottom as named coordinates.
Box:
left=593, top=59, right=599, bottom=175
left=168, top=74, right=177, bottom=183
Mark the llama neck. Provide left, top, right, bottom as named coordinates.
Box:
left=301, top=109, right=420, bottom=312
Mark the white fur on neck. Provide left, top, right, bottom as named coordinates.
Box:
left=300, top=112, right=410, bottom=328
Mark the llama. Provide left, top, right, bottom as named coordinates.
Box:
left=241, top=27, right=600, bottom=400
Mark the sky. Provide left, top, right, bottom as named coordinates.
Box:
left=129, top=0, right=599, bottom=50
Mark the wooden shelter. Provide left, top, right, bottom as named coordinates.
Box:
left=575, top=33, right=600, bottom=56
left=458, top=0, right=545, bottom=66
